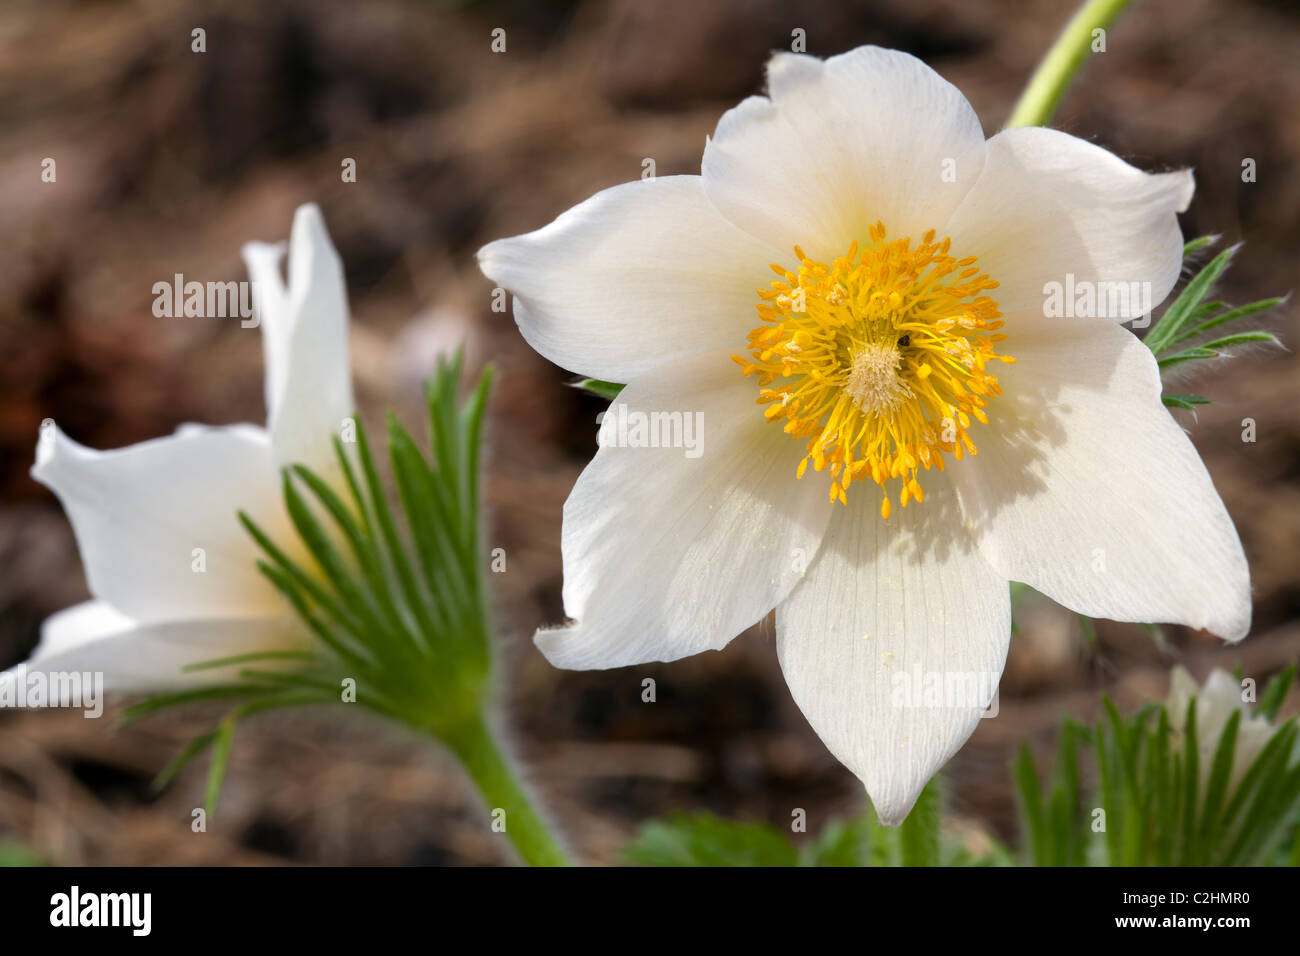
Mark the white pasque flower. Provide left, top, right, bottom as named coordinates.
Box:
left=2, top=204, right=353, bottom=694
left=1167, top=667, right=1274, bottom=792
left=477, top=47, right=1251, bottom=823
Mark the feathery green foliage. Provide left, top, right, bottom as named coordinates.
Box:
left=1147, top=237, right=1285, bottom=406
left=627, top=671, right=1299, bottom=867
left=1016, top=670, right=1300, bottom=866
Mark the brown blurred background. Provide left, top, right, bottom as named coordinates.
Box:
left=1, top=0, right=1297, bottom=865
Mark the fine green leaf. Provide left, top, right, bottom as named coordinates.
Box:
left=1151, top=707, right=1174, bottom=865
left=239, top=509, right=373, bottom=665
left=1259, top=665, right=1296, bottom=722
left=1182, top=235, right=1219, bottom=257
left=1161, top=393, right=1211, bottom=410
left=1197, top=709, right=1241, bottom=863
left=1222, top=729, right=1300, bottom=865
left=623, top=813, right=798, bottom=867
left=204, top=719, right=236, bottom=816
left=572, top=378, right=626, bottom=401
left=1197, top=331, right=1282, bottom=351
left=801, top=817, right=873, bottom=867
left=1157, top=346, right=1219, bottom=370
left=355, top=411, right=438, bottom=651
left=118, top=684, right=278, bottom=726
left=1158, top=333, right=1282, bottom=372
left=253, top=560, right=374, bottom=677
left=0, top=842, right=46, bottom=867
left=899, top=777, right=941, bottom=866
left=152, top=731, right=218, bottom=791
left=1222, top=721, right=1296, bottom=830
left=1013, top=743, right=1047, bottom=865
left=1166, top=297, right=1284, bottom=349
left=1047, top=719, right=1084, bottom=866
left=1179, top=696, right=1199, bottom=865
left=1146, top=244, right=1239, bottom=355
left=181, top=649, right=319, bottom=673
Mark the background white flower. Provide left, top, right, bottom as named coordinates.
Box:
left=1167, top=667, right=1275, bottom=792
left=2, top=204, right=353, bottom=695
left=478, top=46, right=1252, bottom=823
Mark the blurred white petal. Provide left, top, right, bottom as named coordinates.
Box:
left=2, top=600, right=307, bottom=695
left=31, top=421, right=290, bottom=623
left=243, top=203, right=354, bottom=476
left=1167, top=667, right=1275, bottom=792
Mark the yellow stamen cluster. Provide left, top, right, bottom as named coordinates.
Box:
left=733, top=223, right=1015, bottom=516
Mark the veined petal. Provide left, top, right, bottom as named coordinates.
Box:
left=942, top=126, right=1193, bottom=321
left=477, top=176, right=780, bottom=383
left=242, top=203, right=354, bottom=476
left=702, top=46, right=987, bottom=261
left=951, top=317, right=1250, bottom=640
left=776, top=481, right=1010, bottom=825
left=31, top=421, right=291, bottom=623
left=536, top=350, right=834, bottom=669
left=1, top=600, right=307, bottom=695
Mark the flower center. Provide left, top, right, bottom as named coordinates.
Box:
left=733, top=222, right=1014, bottom=517
left=844, top=342, right=912, bottom=414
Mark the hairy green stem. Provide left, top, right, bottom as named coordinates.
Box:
left=443, top=713, right=571, bottom=867
left=1004, top=0, right=1136, bottom=129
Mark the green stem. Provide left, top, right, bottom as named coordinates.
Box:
left=1004, top=0, right=1136, bottom=129
left=442, top=713, right=571, bottom=866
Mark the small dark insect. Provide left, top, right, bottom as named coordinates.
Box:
left=897, top=334, right=910, bottom=347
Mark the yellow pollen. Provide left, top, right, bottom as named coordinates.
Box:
left=734, top=223, right=1012, bottom=514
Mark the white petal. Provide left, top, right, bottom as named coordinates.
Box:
left=701, top=46, right=987, bottom=261
left=1, top=600, right=307, bottom=696
left=776, top=483, right=1010, bottom=825
left=536, top=350, right=834, bottom=668
left=242, top=239, right=291, bottom=414
left=942, top=126, right=1193, bottom=320
left=1201, top=668, right=1248, bottom=712
left=243, top=203, right=354, bottom=476
left=950, top=317, right=1250, bottom=640
left=1166, top=665, right=1198, bottom=730
left=477, top=176, right=780, bottom=383
left=31, top=421, right=291, bottom=623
